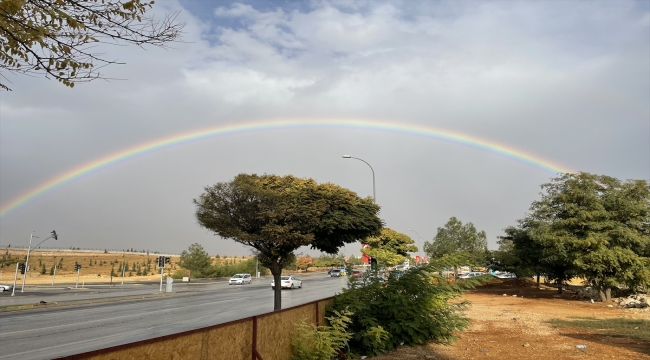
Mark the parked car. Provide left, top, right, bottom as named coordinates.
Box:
left=229, top=273, right=252, bottom=285
left=458, top=272, right=485, bottom=279
left=0, top=284, right=13, bottom=292
left=272, top=276, right=302, bottom=289
left=330, top=269, right=346, bottom=277
left=493, top=272, right=517, bottom=279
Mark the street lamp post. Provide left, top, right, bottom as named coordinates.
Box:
left=21, top=230, right=58, bottom=292
left=406, top=229, right=422, bottom=265
left=342, top=155, right=375, bottom=201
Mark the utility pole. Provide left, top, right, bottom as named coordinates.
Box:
left=21, top=232, right=35, bottom=292
left=11, top=263, right=19, bottom=296
left=121, top=264, right=125, bottom=285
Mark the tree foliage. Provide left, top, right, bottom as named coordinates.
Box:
left=0, top=0, right=185, bottom=90
left=311, top=253, right=345, bottom=268
left=194, top=173, right=383, bottom=310
left=423, top=217, right=488, bottom=265
left=361, top=247, right=406, bottom=268
left=296, top=256, right=312, bottom=271
left=200, top=257, right=269, bottom=279
left=178, top=243, right=212, bottom=279
left=495, top=225, right=547, bottom=286
left=503, top=173, right=650, bottom=299
left=364, top=228, right=417, bottom=256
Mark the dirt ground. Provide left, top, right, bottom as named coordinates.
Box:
left=370, top=280, right=650, bottom=360
left=0, top=249, right=183, bottom=284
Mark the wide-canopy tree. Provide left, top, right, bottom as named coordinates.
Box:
left=362, top=228, right=417, bottom=267
left=194, top=173, right=383, bottom=310
left=0, top=0, right=184, bottom=90
left=525, top=172, right=650, bottom=300
left=364, top=228, right=417, bottom=257
left=423, top=216, right=488, bottom=266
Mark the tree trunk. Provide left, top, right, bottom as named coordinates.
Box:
left=605, top=287, right=611, bottom=302
left=536, top=274, right=540, bottom=289
left=598, top=289, right=607, bottom=303
left=271, top=262, right=282, bottom=311
left=557, top=278, right=563, bottom=294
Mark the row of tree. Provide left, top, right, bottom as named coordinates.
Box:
left=493, top=173, right=650, bottom=300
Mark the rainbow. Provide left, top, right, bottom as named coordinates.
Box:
left=0, top=118, right=572, bottom=218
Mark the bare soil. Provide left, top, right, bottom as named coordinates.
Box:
left=370, top=279, right=650, bottom=360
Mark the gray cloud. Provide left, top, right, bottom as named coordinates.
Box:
left=1, top=0, right=648, bottom=256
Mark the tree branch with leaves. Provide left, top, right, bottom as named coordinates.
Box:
left=0, top=0, right=185, bottom=90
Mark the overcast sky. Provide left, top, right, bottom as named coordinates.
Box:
left=0, top=0, right=648, bottom=257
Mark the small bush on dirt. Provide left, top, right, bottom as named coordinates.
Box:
left=291, top=309, right=353, bottom=360
left=328, top=255, right=482, bottom=357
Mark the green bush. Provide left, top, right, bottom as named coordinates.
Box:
left=204, top=258, right=269, bottom=278
left=328, top=256, right=481, bottom=357
left=170, top=270, right=187, bottom=279
left=291, top=309, right=353, bottom=360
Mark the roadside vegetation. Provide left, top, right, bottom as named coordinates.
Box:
left=491, top=173, right=650, bottom=299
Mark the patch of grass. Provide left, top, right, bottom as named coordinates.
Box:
left=548, top=317, right=650, bottom=342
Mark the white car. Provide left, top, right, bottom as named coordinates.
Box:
left=229, top=273, right=252, bottom=285
left=458, top=272, right=485, bottom=279
left=0, top=284, right=13, bottom=292
left=494, top=272, right=517, bottom=279
left=272, top=276, right=302, bottom=289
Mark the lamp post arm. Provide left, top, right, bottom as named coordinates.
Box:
left=33, top=236, right=53, bottom=249
left=351, top=157, right=376, bottom=201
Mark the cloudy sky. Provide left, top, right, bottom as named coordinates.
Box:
left=0, top=0, right=648, bottom=257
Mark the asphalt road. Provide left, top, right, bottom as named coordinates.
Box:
left=0, top=274, right=348, bottom=360
left=0, top=279, right=219, bottom=306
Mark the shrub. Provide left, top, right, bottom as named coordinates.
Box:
left=203, top=258, right=269, bottom=278
left=291, top=309, right=353, bottom=360
left=171, top=270, right=187, bottom=279
left=328, top=256, right=481, bottom=356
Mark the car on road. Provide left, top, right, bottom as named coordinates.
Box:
left=0, top=284, right=13, bottom=292
left=493, top=272, right=517, bottom=279
left=458, top=272, right=485, bottom=279
left=350, top=270, right=363, bottom=278
left=330, top=269, right=346, bottom=277
left=272, top=276, right=302, bottom=289
left=229, top=273, right=252, bottom=285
